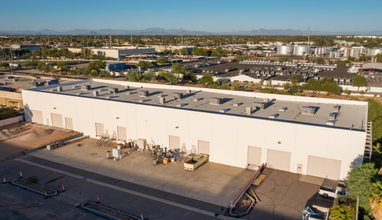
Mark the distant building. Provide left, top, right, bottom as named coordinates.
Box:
left=68, top=47, right=156, bottom=59
left=11, top=44, right=42, bottom=52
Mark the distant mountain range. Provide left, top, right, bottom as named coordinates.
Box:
left=1, top=28, right=382, bottom=36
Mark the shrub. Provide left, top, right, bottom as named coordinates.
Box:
left=30, top=74, right=37, bottom=77
left=27, top=176, right=38, bottom=183
left=0, top=107, right=19, bottom=119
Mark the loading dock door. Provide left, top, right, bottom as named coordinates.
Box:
left=117, top=126, right=127, bottom=141
left=307, top=156, right=341, bottom=180
left=95, top=123, right=104, bottom=137
left=247, top=146, right=262, bottom=166
left=65, top=117, right=73, bottom=130
left=198, top=140, right=210, bottom=155
left=267, top=149, right=291, bottom=172
left=31, top=110, right=43, bottom=124
left=51, top=113, right=63, bottom=128
left=169, top=135, right=180, bottom=150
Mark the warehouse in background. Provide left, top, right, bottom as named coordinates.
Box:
left=22, top=79, right=369, bottom=180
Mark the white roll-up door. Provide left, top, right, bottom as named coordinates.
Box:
left=248, top=146, right=262, bottom=166
left=51, top=113, right=63, bottom=128
left=31, top=110, right=43, bottom=124
left=95, top=123, right=104, bottom=137
left=117, top=126, right=127, bottom=141
left=307, top=156, right=341, bottom=180
left=267, top=149, right=291, bottom=172
left=169, top=135, right=180, bottom=150
left=65, top=117, right=73, bottom=130
left=198, top=140, right=210, bottom=155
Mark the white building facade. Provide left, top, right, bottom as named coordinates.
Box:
left=22, top=80, right=368, bottom=180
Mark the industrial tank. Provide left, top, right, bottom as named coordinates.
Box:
left=277, top=46, right=293, bottom=55
left=293, top=46, right=310, bottom=55
left=367, top=48, right=382, bottom=56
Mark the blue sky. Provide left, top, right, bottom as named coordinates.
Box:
left=1, top=0, right=381, bottom=32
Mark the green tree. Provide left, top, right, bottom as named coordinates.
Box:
left=352, top=75, right=367, bottom=90
left=136, top=61, right=150, bottom=68
left=348, top=56, right=356, bottom=61
left=329, top=205, right=355, bottom=220
left=183, top=72, right=197, bottom=83
left=278, top=57, right=289, bottom=62
left=347, top=163, right=378, bottom=213
left=198, top=73, right=214, bottom=85
left=0, top=62, right=9, bottom=69
left=365, top=98, right=382, bottom=123
left=255, top=46, right=263, bottom=50
left=157, top=57, right=167, bottom=64
left=172, top=63, right=186, bottom=73
left=68, top=70, right=77, bottom=79
left=315, top=58, right=325, bottom=64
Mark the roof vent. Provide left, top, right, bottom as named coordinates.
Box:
left=173, top=92, right=183, bottom=99
left=326, top=120, right=335, bottom=126
left=125, top=86, right=129, bottom=91
left=279, top=107, right=287, bottom=112
left=139, top=99, right=149, bottom=103
left=109, top=88, right=118, bottom=94
left=57, top=86, right=63, bottom=92
left=233, top=103, right=243, bottom=107
left=210, top=98, right=221, bottom=105
left=76, top=92, right=83, bottom=96
left=329, top=113, right=336, bottom=120
left=301, top=106, right=315, bottom=115
left=50, top=88, right=57, bottom=92
left=253, top=102, right=265, bottom=110
left=81, top=85, right=91, bottom=90
left=126, top=92, right=135, bottom=95
left=106, top=96, right=116, bottom=99
left=269, top=114, right=279, bottom=119
left=246, top=107, right=252, bottom=115
left=98, top=88, right=108, bottom=92
left=176, top=103, right=187, bottom=107
left=159, top=97, right=165, bottom=104
left=139, top=90, right=149, bottom=97
left=219, top=108, right=230, bottom=113
left=333, top=105, right=340, bottom=113
left=263, top=98, right=270, bottom=103
left=193, top=98, right=203, bottom=102
left=186, top=90, right=191, bottom=95
left=157, top=94, right=165, bottom=98
left=72, top=85, right=81, bottom=89
left=93, top=91, right=99, bottom=97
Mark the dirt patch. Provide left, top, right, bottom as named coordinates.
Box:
left=13, top=179, right=55, bottom=194
left=0, top=126, right=79, bottom=161
left=84, top=203, right=137, bottom=220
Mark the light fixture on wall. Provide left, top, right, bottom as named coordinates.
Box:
left=175, top=126, right=179, bottom=129
left=53, top=107, right=56, bottom=109
left=116, top=117, right=119, bottom=119
left=278, top=141, right=281, bottom=144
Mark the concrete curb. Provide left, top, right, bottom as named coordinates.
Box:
left=14, top=157, right=231, bottom=219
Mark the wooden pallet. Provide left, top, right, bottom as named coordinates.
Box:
left=251, top=174, right=266, bottom=186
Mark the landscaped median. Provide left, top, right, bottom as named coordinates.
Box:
left=81, top=202, right=142, bottom=220
left=11, top=178, right=58, bottom=197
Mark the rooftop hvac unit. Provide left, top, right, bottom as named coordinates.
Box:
left=233, top=103, right=242, bottom=107
left=326, top=120, right=335, bottom=126
left=126, top=91, right=135, bottom=95
left=76, top=92, right=83, bottom=96
left=279, top=107, right=287, bottom=112
left=6, top=76, right=13, bottom=79
left=139, top=99, right=149, bottom=103
left=263, top=98, right=270, bottom=103
left=193, top=98, right=202, bottom=102
left=253, top=102, right=265, bottom=110
left=33, top=81, right=46, bottom=87
left=329, top=113, right=336, bottom=120
left=57, top=86, right=63, bottom=92
left=72, top=85, right=80, bottom=89
left=125, top=86, right=129, bottom=91
left=157, top=94, right=165, bottom=98
left=139, top=90, right=149, bottom=97
left=333, top=105, right=340, bottom=113
left=93, top=91, right=99, bottom=97
left=186, top=90, right=191, bottom=94
left=173, top=93, right=183, bottom=99
left=210, top=98, right=221, bottom=105
left=301, top=106, right=315, bottom=115
left=159, top=97, right=165, bottom=104
left=105, top=96, right=115, bottom=99
left=109, top=88, right=118, bottom=94
left=50, top=88, right=57, bottom=92
left=246, top=107, right=252, bottom=115
left=81, top=85, right=91, bottom=90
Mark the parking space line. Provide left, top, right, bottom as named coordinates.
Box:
left=14, top=158, right=229, bottom=219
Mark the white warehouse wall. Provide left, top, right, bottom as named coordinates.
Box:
left=22, top=88, right=366, bottom=180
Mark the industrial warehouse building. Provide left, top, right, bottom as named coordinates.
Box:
left=22, top=80, right=368, bottom=180
left=68, top=47, right=156, bottom=59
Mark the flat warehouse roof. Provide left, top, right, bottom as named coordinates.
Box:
left=31, top=80, right=367, bottom=130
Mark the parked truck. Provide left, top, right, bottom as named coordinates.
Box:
left=318, top=179, right=350, bottom=198
left=184, top=154, right=208, bottom=172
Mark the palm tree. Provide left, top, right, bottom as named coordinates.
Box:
left=370, top=181, right=382, bottom=207
left=330, top=205, right=355, bottom=220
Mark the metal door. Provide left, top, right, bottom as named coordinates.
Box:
left=117, top=126, right=127, bottom=141
left=65, top=117, right=73, bottom=130
left=95, top=123, right=104, bottom=137
left=247, top=146, right=262, bottom=166
left=267, top=149, right=291, bottom=172
left=31, top=110, right=43, bottom=124
left=198, top=140, right=210, bottom=155
left=51, top=113, right=63, bottom=128
left=307, top=156, right=341, bottom=180
left=169, top=135, right=180, bottom=150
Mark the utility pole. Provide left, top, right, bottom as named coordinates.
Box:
left=233, top=30, right=234, bottom=45
left=308, top=27, right=311, bottom=46
left=355, top=196, right=359, bottom=220
left=109, top=29, right=111, bottom=48
left=181, top=28, right=183, bottom=46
